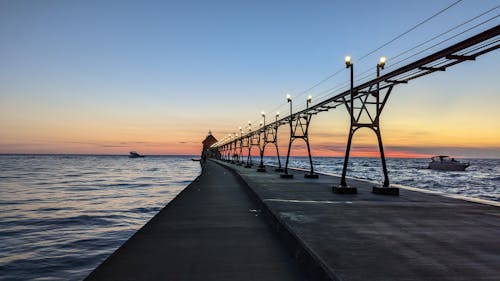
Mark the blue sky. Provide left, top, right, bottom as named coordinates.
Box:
left=0, top=0, right=499, bottom=156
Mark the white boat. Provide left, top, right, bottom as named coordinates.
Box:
left=428, top=156, right=469, bottom=171
left=129, top=151, right=145, bottom=158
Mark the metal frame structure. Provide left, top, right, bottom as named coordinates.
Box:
left=256, top=112, right=284, bottom=172
left=211, top=25, right=500, bottom=191
left=230, top=134, right=238, bottom=163
left=256, top=118, right=266, bottom=172
left=281, top=96, right=318, bottom=179
left=238, top=132, right=248, bottom=166
left=245, top=125, right=261, bottom=168
left=335, top=56, right=392, bottom=193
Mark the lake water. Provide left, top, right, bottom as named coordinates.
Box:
left=0, top=155, right=498, bottom=280
left=261, top=156, right=500, bottom=202
left=0, top=155, right=201, bottom=281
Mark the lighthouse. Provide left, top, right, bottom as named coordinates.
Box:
left=201, top=130, right=219, bottom=160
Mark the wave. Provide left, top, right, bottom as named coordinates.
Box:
left=128, top=206, right=162, bottom=214
left=107, top=183, right=151, bottom=188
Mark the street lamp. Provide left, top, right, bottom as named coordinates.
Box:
left=341, top=55, right=354, bottom=187
left=261, top=111, right=266, bottom=127
left=286, top=94, right=293, bottom=116
left=378, top=56, right=386, bottom=70
left=345, top=56, right=352, bottom=68
left=307, top=95, right=312, bottom=110
left=376, top=56, right=387, bottom=112
left=377, top=57, right=386, bottom=83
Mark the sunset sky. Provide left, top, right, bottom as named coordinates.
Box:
left=1, top=0, right=499, bottom=158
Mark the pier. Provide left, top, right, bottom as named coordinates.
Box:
left=214, top=25, right=500, bottom=193
left=85, top=25, right=500, bottom=281
left=86, top=159, right=500, bottom=281
left=85, top=160, right=307, bottom=281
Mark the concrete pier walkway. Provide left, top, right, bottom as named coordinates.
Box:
left=216, top=160, right=500, bottom=281
left=85, top=161, right=307, bottom=281
left=86, top=159, right=500, bottom=281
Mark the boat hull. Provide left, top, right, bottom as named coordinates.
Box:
left=428, top=162, right=468, bottom=171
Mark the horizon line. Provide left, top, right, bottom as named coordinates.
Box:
left=0, top=153, right=498, bottom=159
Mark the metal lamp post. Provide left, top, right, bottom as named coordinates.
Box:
left=232, top=133, right=237, bottom=163
left=258, top=112, right=266, bottom=171
left=339, top=55, right=354, bottom=188
left=227, top=134, right=232, bottom=162
left=238, top=127, right=243, bottom=165
left=304, top=95, right=318, bottom=178
left=224, top=136, right=228, bottom=161
left=245, top=122, right=252, bottom=168
left=376, top=57, right=390, bottom=188
left=274, top=111, right=283, bottom=172
left=281, top=94, right=294, bottom=178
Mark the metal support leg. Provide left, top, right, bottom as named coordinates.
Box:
left=274, top=143, right=284, bottom=172
left=340, top=129, right=353, bottom=187
left=280, top=138, right=294, bottom=178
left=259, top=148, right=265, bottom=167
left=257, top=143, right=266, bottom=172
left=334, top=62, right=357, bottom=193
left=232, top=145, right=237, bottom=163
left=376, top=129, right=389, bottom=187
left=372, top=128, right=398, bottom=195
left=334, top=128, right=357, bottom=194
left=245, top=146, right=252, bottom=168
left=304, top=138, right=318, bottom=178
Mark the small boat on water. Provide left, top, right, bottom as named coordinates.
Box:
left=428, top=155, right=469, bottom=171
left=129, top=151, right=145, bottom=158
left=191, top=158, right=201, bottom=161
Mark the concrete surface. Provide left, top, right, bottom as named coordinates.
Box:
left=216, top=159, right=500, bottom=281
left=85, top=161, right=307, bottom=281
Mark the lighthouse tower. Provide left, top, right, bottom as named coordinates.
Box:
left=201, top=130, right=218, bottom=159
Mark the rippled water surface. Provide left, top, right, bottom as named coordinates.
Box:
left=1, top=155, right=499, bottom=280
left=262, top=156, right=500, bottom=202
left=0, top=155, right=201, bottom=281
